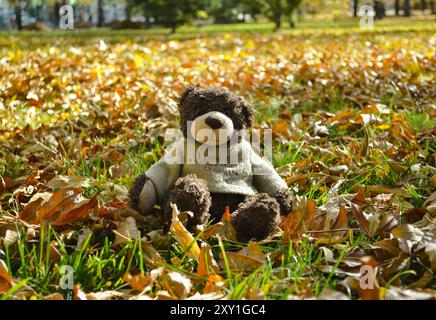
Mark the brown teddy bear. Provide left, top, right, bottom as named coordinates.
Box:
left=129, top=86, right=293, bottom=240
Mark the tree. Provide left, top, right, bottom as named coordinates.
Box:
left=419, top=0, right=426, bottom=12
left=262, top=0, right=303, bottom=31
left=395, top=0, right=400, bottom=15
left=353, top=0, right=359, bottom=17
left=285, top=0, right=303, bottom=28
left=8, top=1, right=25, bottom=30
left=373, top=0, right=385, bottom=20
left=240, top=0, right=262, bottom=22
left=403, top=0, right=411, bottom=16
left=147, top=0, right=202, bottom=33
left=203, top=0, right=261, bottom=24
left=97, top=0, right=104, bottom=27
left=207, top=0, right=239, bottom=23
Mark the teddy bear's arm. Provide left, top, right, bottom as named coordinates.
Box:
left=251, top=151, right=294, bottom=214
left=251, top=148, right=288, bottom=195
left=138, top=180, right=157, bottom=214
left=129, top=141, right=183, bottom=215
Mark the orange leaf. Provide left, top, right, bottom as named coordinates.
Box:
left=203, top=275, right=224, bottom=294
left=351, top=203, right=371, bottom=236
left=53, top=192, right=100, bottom=225
left=19, top=197, right=45, bottom=222
left=197, top=243, right=219, bottom=277
left=283, top=209, right=303, bottom=240
left=123, top=273, right=150, bottom=292
left=0, top=177, right=5, bottom=196
left=283, top=197, right=316, bottom=240
left=34, top=187, right=83, bottom=223
left=332, top=204, right=348, bottom=230
left=0, top=260, right=13, bottom=294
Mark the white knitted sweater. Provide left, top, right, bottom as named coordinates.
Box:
left=145, top=139, right=288, bottom=202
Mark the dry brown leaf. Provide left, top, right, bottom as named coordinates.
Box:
left=197, top=242, right=219, bottom=277
left=203, top=274, right=225, bottom=294
left=351, top=203, right=371, bottom=236
left=0, top=259, right=13, bottom=293
left=166, top=271, right=192, bottom=300
left=34, top=186, right=83, bottom=223
left=52, top=191, right=100, bottom=225
left=219, top=243, right=265, bottom=272
left=217, top=206, right=237, bottom=240
left=113, top=216, right=140, bottom=246
left=282, top=196, right=316, bottom=240
left=0, top=177, right=5, bottom=196
left=19, top=197, right=45, bottom=222
left=46, top=175, right=91, bottom=189
left=170, top=203, right=201, bottom=261
left=123, top=273, right=151, bottom=292
left=141, top=240, right=166, bottom=267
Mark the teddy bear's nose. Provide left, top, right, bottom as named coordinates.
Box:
left=205, top=116, right=224, bottom=129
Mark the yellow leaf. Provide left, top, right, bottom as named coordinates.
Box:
left=170, top=203, right=201, bottom=261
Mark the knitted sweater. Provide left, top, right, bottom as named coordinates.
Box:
left=145, top=139, right=288, bottom=203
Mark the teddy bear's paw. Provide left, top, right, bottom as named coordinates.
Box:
left=128, top=173, right=148, bottom=213
left=163, top=175, right=212, bottom=229
left=273, top=189, right=294, bottom=216
left=231, top=193, right=281, bottom=241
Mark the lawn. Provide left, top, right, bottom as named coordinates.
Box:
left=0, top=19, right=435, bottom=300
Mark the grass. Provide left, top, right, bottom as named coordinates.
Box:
left=0, top=18, right=435, bottom=300
left=1, top=16, right=434, bottom=50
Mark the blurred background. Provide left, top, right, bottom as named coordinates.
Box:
left=1, top=0, right=435, bottom=32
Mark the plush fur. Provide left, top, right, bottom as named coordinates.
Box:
left=273, top=189, right=294, bottom=215
left=232, top=193, right=281, bottom=240
left=163, top=174, right=211, bottom=229
left=178, top=86, right=255, bottom=138
left=130, top=86, right=294, bottom=241
left=128, top=173, right=148, bottom=212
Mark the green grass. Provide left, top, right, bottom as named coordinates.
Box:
left=1, top=16, right=434, bottom=46
left=3, top=224, right=145, bottom=297
left=0, top=18, right=434, bottom=300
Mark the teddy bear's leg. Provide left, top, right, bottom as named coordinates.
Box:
left=231, top=193, right=281, bottom=241
left=273, top=189, right=294, bottom=216
left=163, top=174, right=211, bottom=229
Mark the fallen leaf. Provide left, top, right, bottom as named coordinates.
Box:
left=170, top=203, right=201, bottom=261
left=123, top=273, right=151, bottom=292
left=34, top=187, right=83, bottom=223
left=219, top=243, right=265, bottom=272
left=113, top=216, right=140, bottom=245
left=46, top=175, right=91, bottom=189
left=53, top=191, right=100, bottom=225
left=282, top=196, right=316, bottom=240
left=166, top=271, right=192, bottom=299
left=197, top=242, right=219, bottom=277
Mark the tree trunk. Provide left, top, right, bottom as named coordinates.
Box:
left=143, top=5, right=151, bottom=28
left=288, top=8, right=297, bottom=28
left=15, top=4, right=22, bottom=30
left=419, top=0, right=426, bottom=11
left=353, top=0, right=359, bottom=17
left=125, top=4, right=131, bottom=21
left=273, top=14, right=281, bottom=31
left=404, top=0, right=411, bottom=16
left=170, top=24, right=177, bottom=34
left=432, top=1, right=436, bottom=14
left=97, top=0, right=104, bottom=27
left=395, top=0, right=400, bottom=15
left=272, top=0, right=282, bottom=31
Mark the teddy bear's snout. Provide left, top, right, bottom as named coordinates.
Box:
left=205, top=116, right=224, bottom=129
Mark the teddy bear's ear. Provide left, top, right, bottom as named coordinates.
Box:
left=241, top=98, right=256, bottom=128
left=179, top=85, right=196, bottom=106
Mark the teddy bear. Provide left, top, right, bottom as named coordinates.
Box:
left=129, top=86, right=293, bottom=240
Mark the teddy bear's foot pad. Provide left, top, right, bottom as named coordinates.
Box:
left=231, top=193, right=281, bottom=241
